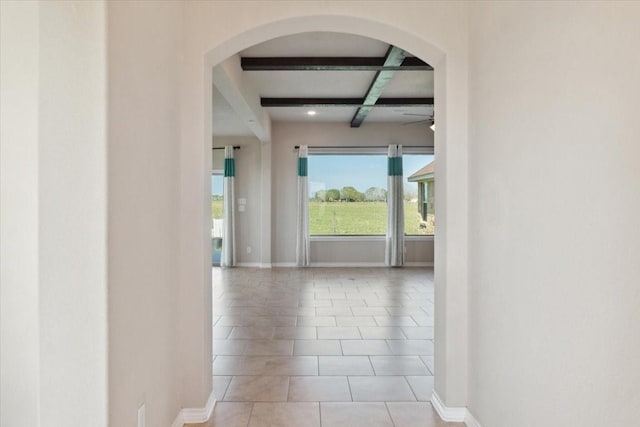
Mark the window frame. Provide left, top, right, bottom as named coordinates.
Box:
left=306, top=146, right=434, bottom=239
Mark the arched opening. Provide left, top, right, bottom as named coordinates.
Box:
left=179, top=12, right=468, bottom=423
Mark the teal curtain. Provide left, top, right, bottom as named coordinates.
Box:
left=296, top=145, right=310, bottom=267
left=385, top=144, right=405, bottom=266
left=221, top=146, right=236, bottom=267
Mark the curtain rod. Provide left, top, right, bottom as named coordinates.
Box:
left=211, top=146, right=240, bottom=150
left=293, top=145, right=431, bottom=149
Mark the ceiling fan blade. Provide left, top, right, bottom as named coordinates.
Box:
left=402, top=113, right=430, bottom=117
left=402, top=119, right=429, bottom=125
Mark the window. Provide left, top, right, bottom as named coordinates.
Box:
left=211, top=174, right=223, bottom=265
left=404, top=154, right=435, bottom=235
left=307, top=152, right=434, bottom=236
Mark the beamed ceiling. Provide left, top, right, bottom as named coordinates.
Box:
left=212, top=32, right=434, bottom=137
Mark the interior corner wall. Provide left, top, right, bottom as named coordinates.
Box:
left=213, top=136, right=263, bottom=265
left=2, top=1, right=109, bottom=426
left=468, top=3, right=640, bottom=426
left=1, top=2, right=41, bottom=426
left=271, top=121, right=434, bottom=265
left=107, top=2, right=183, bottom=426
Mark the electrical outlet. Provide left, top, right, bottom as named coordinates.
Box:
left=137, top=403, right=146, bottom=427
left=246, top=246, right=252, bottom=254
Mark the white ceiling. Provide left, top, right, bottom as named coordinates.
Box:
left=212, top=32, right=434, bottom=137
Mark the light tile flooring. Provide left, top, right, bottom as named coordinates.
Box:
left=188, top=267, right=463, bottom=427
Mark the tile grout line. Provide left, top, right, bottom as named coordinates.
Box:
left=245, top=402, right=255, bottom=427
left=384, top=401, right=398, bottom=427
left=346, top=376, right=354, bottom=402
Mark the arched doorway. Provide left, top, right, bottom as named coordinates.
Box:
left=178, top=10, right=469, bottom=422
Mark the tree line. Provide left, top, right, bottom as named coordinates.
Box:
left=311, top=186, right=387, bottom=202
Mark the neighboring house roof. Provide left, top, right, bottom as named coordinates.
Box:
left=407, top=160, right=434, bottom=182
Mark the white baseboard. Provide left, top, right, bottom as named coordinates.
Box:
left=259, top=263, right=272, bottom=268
left=431, top=391, right=482, bottom=427
left=170, top=391, right=216, bottom=427
left=310, top=262, right=386, bottom=267
left=405, top=261, right=434, bottom=267
left=465, top=410, right=482, bottom=427
left=431, top=391, right=467, bottom=422
left=270, top=262, right=433, bottom=268
left=236, top=262, right=262, bottom=268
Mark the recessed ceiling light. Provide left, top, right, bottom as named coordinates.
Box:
left=307, top=110, right=316, bottom=116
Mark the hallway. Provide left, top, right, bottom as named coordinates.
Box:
left=188, top=267, right=462, bottom=427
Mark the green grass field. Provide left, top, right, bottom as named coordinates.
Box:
left=212, top=198, right=432, bottom=235
left=212, top=199, right=223, bottom=219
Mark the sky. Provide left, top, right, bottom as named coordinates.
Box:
left=211, top=154, right=434, bottom=196
left=308, top=154, right=433, bottom=197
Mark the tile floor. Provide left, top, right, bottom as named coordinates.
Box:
left=187, top=267, right=463, bottom=427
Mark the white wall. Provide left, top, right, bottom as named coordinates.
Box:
left=107, top=2, right=183, bottom=426
left=271, top=121, right=434, bottom=265
left=1, top=2, right=108, bottom=426
left=468, top=2, right=640, bottom=426
left=1, top=3, right=41, bottom=425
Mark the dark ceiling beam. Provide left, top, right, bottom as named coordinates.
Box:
left=351, top=46, right=408, bottom=128
left=260, top=97, right=433, bottom=108
left=241, top=56, right=432, bottom=71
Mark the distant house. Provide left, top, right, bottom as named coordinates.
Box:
left=407, top=161, right=435, bottom=230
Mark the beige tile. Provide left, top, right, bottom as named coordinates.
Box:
left=256, top=315, right=298, bottom=326
left=385, top=307, right=427, bottom=316
left=262, top=356, right=318, bottom=375
left=212, top=340, right=248, bottom=356
left=406, top=376, right=434, bottom=401
left=213, top=326, right=233, bottom=339
left=190, top=402, right=252, bottom=427
left=228, top=326, right=274, bottom=340
left=212, top=376, right=232, bottom=400
left=213, top=356, right=318, bottom=376
left=374, top=316, right=418, bottom=326
left=248, top=402, right=320, bottom=427
left=316, top=307, right=353, bottom=316
left=296, top=316, right=336, bottom=327
left=351, top=307, right=389, bottom=316
left=216, top=315, right=258, bottom=326
left=212, top=356, right=253, bottom=375
left=317, top=327, right=361, bottom=339
left=340, top=340, right=392, bottom=356
left=421, top=355, right=435, bottom=374
left=387, top=402, right=458, bottom=427
left=299, top=299, right=332, bottom=307
left=223, top=376, right=289, bottom=402
left=410, top=312, right=435, bottom=326
left=288, top=376, right=351, bottom=402
left=370, top=356, right=430, bottom=375
left=386, top=339, right=434, bottom=355
left=318, top=356, right=374, bottom=376
left=401, top=326, right=435, bottom=339
left=293, top=340, right=342, bottom=356
left=359, top=326, right=407, bottom=339
left=348, top=376, right=416, bottom=401
left=273, top=326, right=317, bottom=340
left=335, top=316, right=377, bottom=327
left=320, top=402, right=393, bottom=427
left=331, top=299, right=366, bottom=307
left=243, top=340, right=294, bottom=356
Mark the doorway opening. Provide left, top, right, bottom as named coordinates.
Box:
left=204, top=30, right=446, bottom=425
left=187, top=11, right=468, bottom=426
